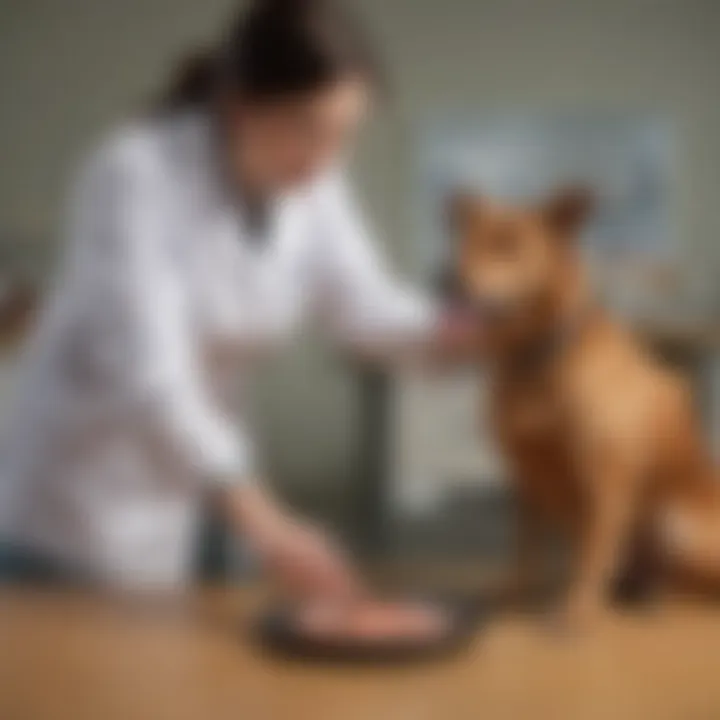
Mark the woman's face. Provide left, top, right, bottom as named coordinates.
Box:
left=228, top=77, right=370, bottom=193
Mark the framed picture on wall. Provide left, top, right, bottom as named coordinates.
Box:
left=414, top=113, right=677, bottom=312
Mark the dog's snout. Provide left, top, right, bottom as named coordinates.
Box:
left=434, top=266, right=512, bottom=325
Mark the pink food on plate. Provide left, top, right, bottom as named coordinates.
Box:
left=296, top=599, right=449, bottom=642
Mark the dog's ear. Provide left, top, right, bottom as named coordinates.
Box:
left=446, top=190, right=482, bottom=237
left=542, top=185, right=594, bottom=238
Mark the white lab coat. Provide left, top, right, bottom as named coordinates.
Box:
left=0, top=112, right=435, bottom=590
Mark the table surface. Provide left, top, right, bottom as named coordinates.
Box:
left=3, top=586, right=720, bottom=720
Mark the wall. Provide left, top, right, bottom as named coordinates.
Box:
left=1, top=0, right=719, bottom=499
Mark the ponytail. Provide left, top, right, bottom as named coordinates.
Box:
left=159, top=0, right=383, bottom=111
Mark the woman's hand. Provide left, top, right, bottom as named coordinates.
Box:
left=225, top=483, right=363, bottom=601
left=429, top=304, right=485, bottom=365
left=260, top=518, right=363, bottom=600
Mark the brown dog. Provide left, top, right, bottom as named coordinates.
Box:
left=452, top=187, right=720, bottom=629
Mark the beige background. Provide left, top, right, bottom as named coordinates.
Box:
left=1, top=0, right=719, bottom=499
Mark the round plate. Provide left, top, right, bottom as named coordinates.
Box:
left=252, top=596, right=486, bottom=665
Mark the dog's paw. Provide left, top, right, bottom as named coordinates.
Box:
left=550, top=592, right=602, bottom=636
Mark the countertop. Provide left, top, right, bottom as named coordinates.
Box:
left=2, top=585, right=720, bottom=720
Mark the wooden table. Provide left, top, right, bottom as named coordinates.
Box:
left=3, top=586, right=720, bottom=720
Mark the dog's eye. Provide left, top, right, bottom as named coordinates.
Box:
left=489, top=229, right=519, bottom=257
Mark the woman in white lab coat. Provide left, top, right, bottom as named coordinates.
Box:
left=0, top=0, right=473, bottom=592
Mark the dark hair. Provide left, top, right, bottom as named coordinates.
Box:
left=162, top=0, right=383, bottom=109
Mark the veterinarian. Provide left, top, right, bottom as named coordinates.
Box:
left=0, top=0, right=474, bottom=592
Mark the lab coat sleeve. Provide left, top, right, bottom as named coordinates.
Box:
left=312, top=174, right=439, bottom=356
left=66, top=131, right=253, bottom=485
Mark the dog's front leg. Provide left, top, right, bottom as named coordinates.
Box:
left=562, top=463, right=639, bottom=631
